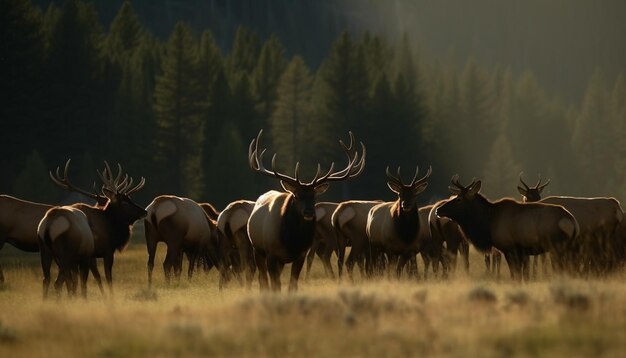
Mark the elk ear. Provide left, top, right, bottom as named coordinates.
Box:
left=517, top=186, right=527, bottom=196
left=468, top=180, right=481, bottom=197
left=387, top=181, right=401, bottom=194
left=280, top=180, right=298, bottom=195
left=314, top=183, right=329, bottom=195
left=413, top=182, right=428, bottom=195
left=448, top=186, right=461, bottom=195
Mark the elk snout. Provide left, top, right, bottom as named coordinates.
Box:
left=303, top=208, right=316, bottom=221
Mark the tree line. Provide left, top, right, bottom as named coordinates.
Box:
left=2, top=0, right=625, bottom=209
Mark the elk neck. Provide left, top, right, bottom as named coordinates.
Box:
left=450, top=194, right=495, bottom=252
left=280, top=194, right=315, bottom=260
left=391, top=200, right=420, bottom=243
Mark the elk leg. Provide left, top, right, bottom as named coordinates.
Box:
left=289, top=255, right=306, bottom=292
left=422, top=254, right=431, bottom=280
left=255, top=250, right=270, bottom=291
left=408, top=256, right=418, bottom=279
left=187, top=251, right=197, bottom=280
left=321, top=243, right=336, bottom=279
left=461, top=240, right=470, bottom=273
left=485, top=253, right=492, bottom=274
left=242, top=241, right=256, bottom=290
left=396, top=255, right=409, bottom=279
left=494, top=251, right=502, bottom=277
left=54, top=267, right=69, bottom=299
left=305, top=241, right=318, bottom=280
left=69, top=267, right=79, bottom=296
left=103, top=253, right=114, bottom=294
left=40, top=247, right=53, bottom=299
left=522, top=255, right=530, bottom=282
left=145, top=220, right=158, bottom=288
left=503, top=251, right=522, bottom=282
left=90, top=259, right=105, bottom=297
left=267, top=257, right=282, bottom=292
left=78, top=261, right=89, bottom=299
left=346, top=248, right=356, bottom=281
left=174, top=251, right=184, bottom=283
left=335, top=230, right=346, bottom=280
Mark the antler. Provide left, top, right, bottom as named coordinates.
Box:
left=248, top=130, right=366, bottom=187
left=449, top=174, right=477, bottom=192
left=49, top=159, right=108, bottom=202
left=97, top=161, right=145, bottom=196
left=519, top=172, right=530, bottom=190
left=386, top=165, right=432, bottom=189
left=520, top=172, right=550, bottom=191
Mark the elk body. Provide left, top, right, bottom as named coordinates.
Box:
left=145, top=195, right=219, bottom=287
left=0, top=195, right=54, bottom=283
left=305, top=202, right=340, bottom=279
left=247, top=130, right=365, bottom=292
left=37, top=206, right=96, bottom=297
left=331, top=200, right=382, bottom=280
left=216, top=199, right=255, bottom=289
left=366, top=166, right=432, bottom=278
left=41, top=161, right=146, bottom=297
left=436, top=176, right=578, bottom=282
left=518, top=174, right=551, bottom=277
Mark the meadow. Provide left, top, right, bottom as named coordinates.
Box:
left=1, top=224, right=626, bottom=357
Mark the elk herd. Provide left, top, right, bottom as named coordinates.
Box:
left=1, top=130, right=626, bottom=297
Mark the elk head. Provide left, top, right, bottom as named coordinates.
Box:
left=436, top=175, right=483, bottom=220
left=97, top=161, right=147, bottom=223
left=517, top=173, right=550, bottom=202
left=385, top=165, right=432, bottom=212
left=49, top=159, right=109, bottom=206
left=248, top=130, right=365, bottom=221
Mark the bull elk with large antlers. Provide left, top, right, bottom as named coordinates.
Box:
left=145, top=196, right=220, bottom=287
left=39, top=161, right=146, bottom=297
left=247, top=130, right=365, bottom=292
left=366, top=166, right=432, bottom=278
left=436, top=175, right=578, bottom=281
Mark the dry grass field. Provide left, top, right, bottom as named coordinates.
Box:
left=1, top=225, right=626, bottom=357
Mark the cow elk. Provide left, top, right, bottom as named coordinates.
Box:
left=436, top=175, right=578, bottom=282
left=216, top=200, right=256, bottom=289
left=428, top=200, right=470, bottom=277
left=366, top=166, right=432, bottom=278
left=247, top=130, right=365, bottom=292
left=40, top=160, right=145, bottom=297
left=145, top=196, right=220, bottom=287
left=331, top=200, right=382, bottom=280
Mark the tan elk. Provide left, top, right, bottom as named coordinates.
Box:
left=518, top=175, right=623, bottom=275
left=247, top=130, right=365, bottom=291
left=41, top=161, right=146, bottom=297
left=216, top=199, right=256, bottom=289
left=145, top=196, right=220, bottom=287
left=304, top=202, right=340, bottom=279
left=366, top=166, right=432, bottom=278
left=331, top=200, right=382, bottom=280
left=436, top=175, right=578, bottom=281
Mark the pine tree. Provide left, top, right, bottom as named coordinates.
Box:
left=482, top=134, right=521, bottom=199
left=104, top=0, right=144, bottom=60
left=253, top=34, right=287, bottom=122
left=269, top=56, right=314, bottom=172
left=153, top=21, right=204, bottom=196
left=227, top=26, right=260, bottom=77
left=0, top=0, right=45, bottom=191
left=13, top=151, right=58, bottom=203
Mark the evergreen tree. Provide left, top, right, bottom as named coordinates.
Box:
left=0, top=0, right=45, bottom=191
left=253, top=34, right=287, bottom=122
left=13, top=151, right=57, bottom=203
left=482, top=134, right=521, bottom=199
left=104, top=0, right=143, bottom=60
left=153, top=21, right=204, bottom=196
left=227, top=26, right=260, bottom=77
left=231, top=71, right=260, bottom=140
left=269, top=56, right=315, bottom=172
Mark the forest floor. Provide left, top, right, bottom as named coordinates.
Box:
left=1, top=228, right=626, bottom=357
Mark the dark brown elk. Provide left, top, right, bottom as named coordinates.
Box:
left=436, top=175, right=578, bottom=282
left=518, top=174, right=551, bottom=277
left=428, top=200, right=470, bottom=277
left=366, top=166, right=432, bottom=278
left=304, top=202, right=340, bottom=279
left=145, top=195, right=220, bottom=287
left=331, top=200, right=382, bottom=280
left=518, top=176, right=623, bottom=275
left=247, top=130, right=365, bottom=291
left=216, top=199, right=255, bottom=289
left=41, top=161, right=146, bottom=297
